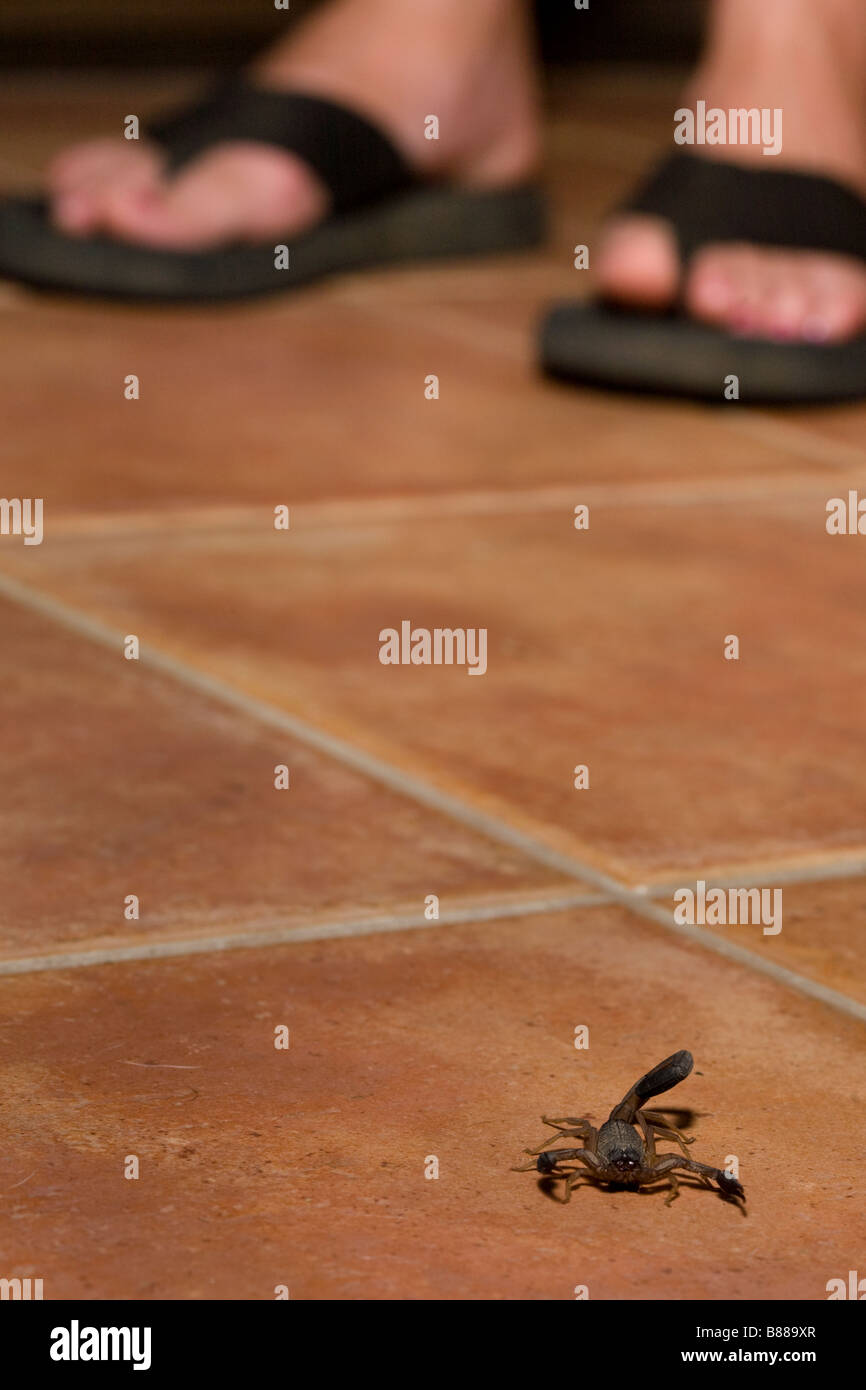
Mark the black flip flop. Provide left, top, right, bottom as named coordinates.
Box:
left=540, top=153, right=866, bottom=404
left=0, top=77, right=545, bottom=302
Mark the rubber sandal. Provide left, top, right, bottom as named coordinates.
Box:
left=540, top=153, right=866, bottom=404
left=0, top=77, right=546, bottom=302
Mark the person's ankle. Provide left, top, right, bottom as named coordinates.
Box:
left=250, top=0, right=539, bottom=186
left=678, top=46, right=866, bottom=190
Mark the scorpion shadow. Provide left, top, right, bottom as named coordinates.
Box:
left=536, top=1168, right=746, bottom=1214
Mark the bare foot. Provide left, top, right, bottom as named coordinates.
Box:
left=47, top=0, right=539, bottom=250
left=596, top=0, right=866, bottom=343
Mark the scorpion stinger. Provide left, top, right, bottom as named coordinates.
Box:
left=514, top=1051, right=745, bottom=1208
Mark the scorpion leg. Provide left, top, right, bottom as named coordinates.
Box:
left=638, top=1154, right=697, bottom=1206
left=637, top=1119, right=692, bottom=1190
left=563, top=1170, right=588, bottom=1203
left=637, top=1113, right=690, bottom=1165
left=640, top=1107, right=695, bottom=1140
left=526, top=1119, right=598, bottom=1156
left=524, top=1133, right=582, bottom=1155
left=653, top=1154, right=744, bottom=1201
left=512, top=1145, right=587, bottom=1174
left=653, top=1126, right=695, bottom=1158
left=636, top=1111, right=657, bottom=1159
left=676, top=1157, right=745, bottom=1200
left=640, top=1109, right=695, bottom=1158
left=558, top=1149, right=604, bottom=1202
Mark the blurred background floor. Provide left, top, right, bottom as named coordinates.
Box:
left=0, top=63, right=864, bottom=1300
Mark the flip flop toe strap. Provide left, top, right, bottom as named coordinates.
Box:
left=146, top=78, right=416, bottom=215
left=624, top=152, right=866, bottom=263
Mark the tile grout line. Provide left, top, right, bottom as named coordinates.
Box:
left=1, top=569, right=864, bottom=1022
left=722, top=412, right=866, bottom=476
left=5, top=859, right=866, bottom=976
left=0, top=891, right=611, bottom=976
left=20, top=467, right=859, bottom=546
left=641, top=854, right=866, bottom=895
left=608, top=893, right=866, bottom=1020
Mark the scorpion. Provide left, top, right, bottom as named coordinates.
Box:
left=513, top=1050, right=745, bottom=1207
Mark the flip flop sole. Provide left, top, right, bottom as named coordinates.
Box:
left=540, top=301, right=866, bottom=405
left=0, top=185, right=545, bottom=302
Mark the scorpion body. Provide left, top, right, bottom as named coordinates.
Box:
left=517, top=1050, right=745, bottom=1206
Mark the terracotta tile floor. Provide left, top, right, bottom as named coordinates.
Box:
left=0, top=598, right=572, bottom=959
left=0, top=70, right=864, bottom=1301
left=3, top=907, right=862, bottom=1301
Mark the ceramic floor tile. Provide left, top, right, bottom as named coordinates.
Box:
left=0, top=80, right=838, bottom=523
left=777, top=407, right=866, bottom=468
left=7, top=490, right=866, bottom=883
left=1, top=904, right=861, bottom=1300
left=1, top=265, right=825, bottom=526
left=695, top=875, right=866, bottom=1007
left=0, top=597, right=570, bottom=959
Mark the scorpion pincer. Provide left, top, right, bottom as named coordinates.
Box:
left=514, top=1050, right=745, bottom=1207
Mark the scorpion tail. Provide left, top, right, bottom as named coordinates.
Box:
left=608, top=1050, right=694, bottom=1123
